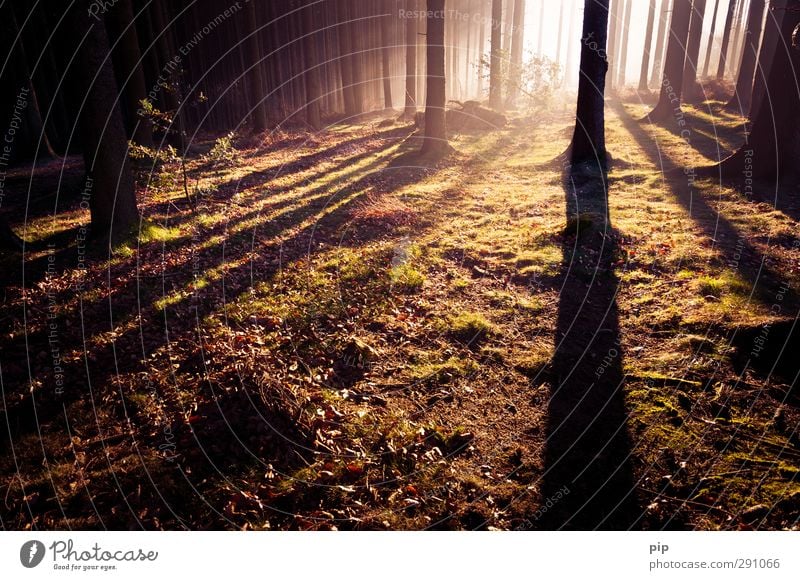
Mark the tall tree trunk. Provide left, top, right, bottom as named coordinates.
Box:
left=570, top=0, right=610, bottom=164
left=73, top=2, right=139, bottom=243
left=489, top=0, right=503, bottom=109
left=639, top=0, right=658, bottom=91
left=616, top=0, right=633, bottom=86
left=303, top=0, right=323, bottom=130
left=338, top=3, right=357, bottom=116
left=648, top=0, right=693, bottom=122
left=421, top=0, right=449, bottom=156
left=717, top=0, right=739, bottom=78
left=107, top=0, right=153, bottom=148
left=749, top=1, right=781, bottom=120
left=702, top=0, right=722, bottom=77
left=246, top=0, right=268, bottom=132
left=556, top=1, right=566, bottom=77
left=682, top=0, right=708, bottom=97
left=537, top=0, right=545, bottom=57
left=565, top=0, right=578, bottom=87
left=403, top=0, right=418, bottom=118
left=506, top=0, right=525, bottom=106
left=716, top=0, right=800, bottom=179
left=729, top=0, right=749, bottom=79
left=607, top=0, right=622, bottom=89
left=381, top=0, right=394, bottom=110
left=650, top=0, right=670, bottom=88
left=148, top=1, right=184, bottom=151
left=726, top=0, right=765, bottom=113
left=477, top=0, right=486, bottom=97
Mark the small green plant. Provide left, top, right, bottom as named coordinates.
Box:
left=444, top=312, right=496, bottom=344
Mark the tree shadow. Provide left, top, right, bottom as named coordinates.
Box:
left=539, top=159, right=641, bottom=530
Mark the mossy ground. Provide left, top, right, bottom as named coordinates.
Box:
left=1, top=100, right=798, bottom=530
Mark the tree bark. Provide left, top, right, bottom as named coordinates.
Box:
left=639, top=0, right=658, bottom=91
left=749, top=0, right=780, bottom=119
left=702, top=0, right=722, bottom=77
left=570, top=0, right=610, bottom=164
left=682, top=0, right=708, bottom=98
left=726, top=0, right=765, bottom=113
left=607, top=0, right=622, bottom=89
left=617, top=0, right=633, bottom=87
left=421, top=0, right=449, bottom=156
left=107, top=0, right=153, bottom=148
left=246, top=0, right=268, bottom=132
left=302, top=0, right=323, bottom=130
left=506, top=0, right=525, bottom=106
left=717, top=0, right=739, bottom=78
left=648, top=0, right=693, bottom=122
left=650, top=0, right=670, bottom=88
left=73, top=2, right=139, bottom=243
left=381, top=0, right=394, bottom=110
left=489, top=0, right=503, bottom=109
left=403, top=0, right=418, bottom=118
left=716, top=0, right=800, bottom=179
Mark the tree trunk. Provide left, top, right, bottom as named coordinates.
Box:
left=107, top=0, right=153, bottom=148
left=403, top=0, right=418, bottom=118
left=246, top=0, right=268, bottom=132
left=749, top=1, right=780, bottom=119
left=537, top=0, right=545, bottom=57
left=639, top=0, right=658, bottom=91
left=607, top=0, right=621, bottom=89
left=570, top=0, right=610, bottom=164
left=726, top=0, right=765, bottom=113
left=506, top=0, right=525, bottom=106
left=648, top=0, right=693, bottom=122
left=489, top=0, right=503, bottom=109
left=649, top=0, right=670, bottom=88
left=565, top=0, right=578, bottom=87
left=381, top=0, right=394, bottom=110
left=303, top=0, right=323, bottom=130
left=682, top=0, right=708, bottom=98
left=617, top=0, right=633, bottom=86
left=421, top=0, right=449, bottom=156
left=717, top=0, right=739, bottom=78
left=556, top=1, right=566, bottom=78
left=73, top=2, right=139, bottom=243
left=729, top=0, right=749, bottom=79
left=702, top=0, right=721, bottom=77
left=717, top=0, right=800, bottom=179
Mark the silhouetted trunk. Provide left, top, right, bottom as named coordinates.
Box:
left=648, top=0, right=692, bottom=121
left=682, top=0, right=707, bottom=98
left=726, top=0, right=765, bottom=113
left=570, top=0, right=610, bottom=164
left=650, top=0, right=670, bottom=88
left=489, top=0, right=503, bottom=109
left=246, top=0, right=268, bottom=132
left=717, top=0, right=739, bottom=78
left=507, top=0, right=525, bottom=106
left=381, top=1, right=394, bottom=110
left=702, top=0, right=721, bottom=77
left=639, top=0, right=658, bottom=91
left=403, top=0, right=418, bottom=118
left=421, top=0, right=449, bottom=156
left=303, top=0, right=322, bottom=130
left=749, top=1, right=780, bottom=119
left=717, top=0, right=800, bottom=179
left=107, top=0, right=153, bottom=148
left=617, top=0, right=633, bottom=86
left=73, top=2, right=139, bottom=243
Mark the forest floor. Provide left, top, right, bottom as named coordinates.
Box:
left=1, top=96, right=799, bottom=530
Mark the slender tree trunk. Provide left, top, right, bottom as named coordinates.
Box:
left=726, top=0, right=765, bottom=113
left=506, top=0, right=525, bottom=106
left=648, top=0, right=693, bottom=121
left=683, top=0, right=708, bottom=98
left=639, top=0, right=658, bottom=91
left=73, top=2, right=139, bottom=243
left=650, top=0, right=670, bottom=88
left=716, top=0, right=800, bottom=178
left=108, top=0, right=153, bottom=148
left=246, top=0, right=268, bottom=132
left=421, top=0, right=449, bottom=156
left=381, top=0, right=394, bottom=110
left=729, top=0, right=749, bottom=79
left=565, top=0, right=578, bottom=87
left=702, top=0, right=721, bottom=77
left=478, top=0, right=486, bottom=97
left=749, top=1, right=780, bottom=119
left=607, top=0, right=621, bottom=89
left=717, top=0, right=739, bottom=78
left=489, top=0, right=503, bottom=109
left=617, top=0, right=633, bottom=86
left=403, top=0, right=418, bottom=118
left=570, top=0, right=610, bottom=164
left=537, top=0, right=545, bottom=57
left=303, top=0, right=322, bottom=130
left=556, top=1, right=566, bottom=78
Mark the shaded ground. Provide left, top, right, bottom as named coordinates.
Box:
left=1, top=102, right=799, bottom=530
